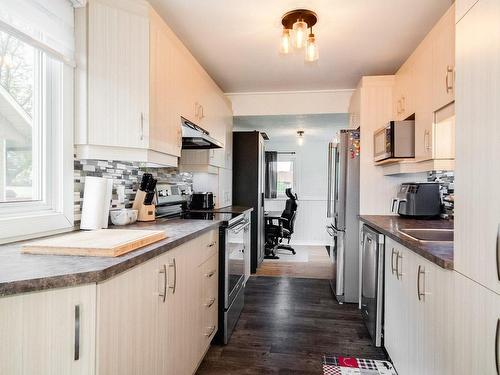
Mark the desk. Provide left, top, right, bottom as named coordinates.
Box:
left=264, top=211, right=282, bottom=219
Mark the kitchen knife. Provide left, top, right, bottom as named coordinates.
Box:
left=144, top=179, right=157, bottom=205
left=139, top=173, right=152, bottom=191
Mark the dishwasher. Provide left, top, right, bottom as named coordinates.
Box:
left=360, top=224, right=385, bottom=347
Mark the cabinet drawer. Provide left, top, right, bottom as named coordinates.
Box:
left=198, top=230, right=218, bottom=264
left=202, top=253, right=218, bottom=298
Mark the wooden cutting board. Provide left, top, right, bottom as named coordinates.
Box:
left=22, top=229, right=167, bottom=257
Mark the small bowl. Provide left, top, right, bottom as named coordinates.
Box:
left=110, top=209, right=138, bottom=225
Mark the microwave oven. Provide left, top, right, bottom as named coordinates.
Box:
left=373, top=120, right=415, bottom=162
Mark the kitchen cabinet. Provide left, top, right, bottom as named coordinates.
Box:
left=432, top=5, right=456, bottom=112
left=96, top=257, right=159, bottom=375
left=453, top=272, right=500, bottom=374
left=384, top=237, right=453, bottom=375
left=218, top=168, right=233, bottom=208
left=454, top=0, right=500, bottom=294
left=96, top=229, right=218, bottom=375
left=393, top=57, right=415, bottom=121
left=149, top=7, right=182, bottom=158
left=180, top=95, right=233, bottom=171
left=0, top=285, right=96, bottom=375
left=75, top=0, right=177, bottom=166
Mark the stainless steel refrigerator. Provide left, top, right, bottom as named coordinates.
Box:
left=326, top=129, right=360, bottom=304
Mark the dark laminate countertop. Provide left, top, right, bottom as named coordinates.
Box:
left=359, top=215, right=454, bottom=270
left=0, top=218, right=222, bottom=297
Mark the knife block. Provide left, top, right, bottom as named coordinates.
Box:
left=138, top=204, right=156, bottom=222
left=132, top=190, right=156, bottom=222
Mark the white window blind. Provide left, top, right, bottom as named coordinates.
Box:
left=0, top=0, right=76, bottom=65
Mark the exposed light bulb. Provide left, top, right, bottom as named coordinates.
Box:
left=280, top=28, right=291, bottom=54
left=305, top=32, right=319, bottom=62
left=292, top=19, right=307, bottom=49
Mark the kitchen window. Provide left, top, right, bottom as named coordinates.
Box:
left=276, top=154, right=296, bottom=197
left=0, top=0, right=75, bottom=244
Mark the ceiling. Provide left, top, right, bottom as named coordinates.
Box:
left=234, top=113, right=349, bottom=141
left=148, top=0, right=453, bottom=93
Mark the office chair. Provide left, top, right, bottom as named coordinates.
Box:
left=264, top=188, right=298, bottom=259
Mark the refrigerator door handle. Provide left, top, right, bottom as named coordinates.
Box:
left=327, top=143, right=333, bottom=218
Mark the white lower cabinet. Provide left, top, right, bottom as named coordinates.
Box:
left=0, top=285, right=96, bottom=375
left=384, top=237, right=453, bottom=375
left=453, top=272, right=500, bottom=375
left=96, top=230, right=218, bottom=375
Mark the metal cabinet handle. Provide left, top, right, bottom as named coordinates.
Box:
left=200, top=105, right=204, bottom=120
left=424, top=130, right=431, bottom=151
left=417, top=265, right=426, bottom=301
left=195, top=102, right=200, bottom=119
left=74, top=305, right=80, bottom=361
left=391, top=248, right=396, bottom=275
left=446, top=65, right=454, bottom=93
left=140, top=112, right=144, bottom=141
left=496, top=225, right=500, bottom=282
left=168, top=258, right=176, bottom=294
left=397, top=99, right=401, bottom=115
left=205, top=297, right=216, bottom=308
left=496, top=318, right=500, bottom=375
left=396, top=252, right=403, bottom=280
left=159, top=264, right=167, bottom=302
left=205, top=325, right=216, bottom=337
left=205, top=270, right=216, bottom=278
left=401, top=96, right=406, bottom=113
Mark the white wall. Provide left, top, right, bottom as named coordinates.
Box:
left=264, top=139, right=335, bottom=246
left=227, top=90, right=353, bottom=116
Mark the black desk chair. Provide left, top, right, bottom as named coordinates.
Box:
left=264, top=188, right=298, bottom=259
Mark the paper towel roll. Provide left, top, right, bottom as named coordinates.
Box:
left=80, top=176, right=113, bottom=230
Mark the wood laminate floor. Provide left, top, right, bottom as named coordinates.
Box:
left=256, top=245, right=333, bottom=279
left=197, top=277, right=386, bottom=375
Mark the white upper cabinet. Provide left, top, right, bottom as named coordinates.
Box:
left=149, top=7, right=182, bottom=158
left=454, top=0, right=500, bottom=294
left=87, top=0, right=150, bottom=149
left=432, top=5, right=456, bottom=112
left=456, top=0, right=479, bottom=22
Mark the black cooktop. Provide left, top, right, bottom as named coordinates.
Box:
left=179, top=211, right=243, bottom=226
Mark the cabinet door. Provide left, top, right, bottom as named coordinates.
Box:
left=432, top=4, right=455, bottom=111
left=404, top=250, right=425, bottom=375
left=158, top=239, right=202, bottom=375
left=454, top=272, right=500, bottom=374
left=87, top=0, right=150, bottom=149
left=149, top=8, right=182, bottom=157
left=413, top=36, right=434, bottom=161
left=454, top=0, right=500, bottom=294
left=421, top=260, right=454, bottom=375
left=218, top=168, right=233, bottom=208
left=96, top=258, right=160, bottom=375
left=383, top=238, right=399, bottom=360
left=0, top=285, right=96, bottom=375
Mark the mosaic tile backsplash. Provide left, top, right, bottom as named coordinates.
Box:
left=74, top=159, right=193, bottom=224
left=427, top=170, right=454, bottom=219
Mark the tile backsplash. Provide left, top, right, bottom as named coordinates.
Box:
left=427, top=170, right=454, bottom=219
left=74, top=159, right=193, bottom=224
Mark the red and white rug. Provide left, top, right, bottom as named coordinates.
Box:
left=322, top=355, right=397, bottom=375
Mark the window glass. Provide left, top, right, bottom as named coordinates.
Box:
left=0, top=30, right=40, bottom=203
left=277, top=158, right=294, bottom=196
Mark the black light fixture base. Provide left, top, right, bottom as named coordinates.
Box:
left=281, top=9, right=318, bottom=29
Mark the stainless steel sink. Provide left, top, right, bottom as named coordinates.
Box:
left=398, top=228, right=454, bottom=242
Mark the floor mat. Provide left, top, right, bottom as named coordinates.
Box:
left=323, top=355, right=397, bottom=375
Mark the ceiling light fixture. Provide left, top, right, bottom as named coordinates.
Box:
left=297, top=130, right=305, bottom=145
left=280, top=9, right=318, bottom=62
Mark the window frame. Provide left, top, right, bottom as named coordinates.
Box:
left=276, top=153, right=297, bottom=199
left=0, top=37, right=74, bottom=244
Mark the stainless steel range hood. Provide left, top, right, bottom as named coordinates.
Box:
left=181, top=117, right=223, bottom=149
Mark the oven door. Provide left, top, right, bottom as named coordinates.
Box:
left=373, top=124, right=393, bottom=162
left=225, top=219, right=249, bottom=309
